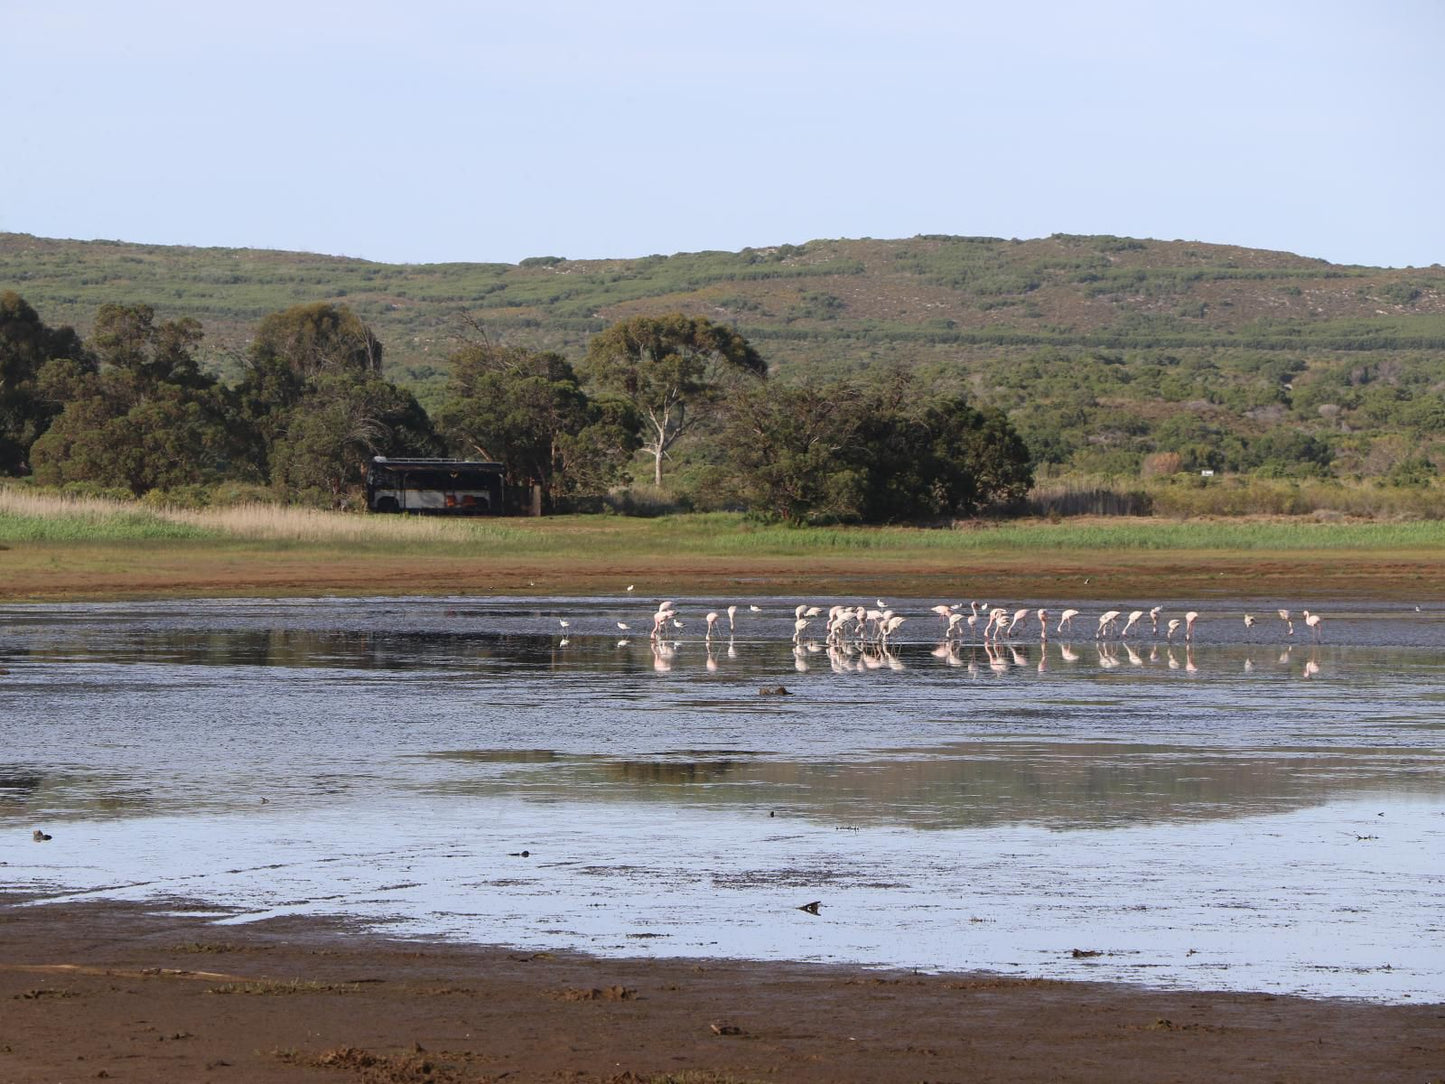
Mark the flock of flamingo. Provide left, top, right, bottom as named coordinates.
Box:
left=554, top=598, right=1324, bottom=648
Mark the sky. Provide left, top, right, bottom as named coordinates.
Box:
left=3, top=0, right=1442, bottom=268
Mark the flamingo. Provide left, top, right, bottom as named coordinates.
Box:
left=727, top=604, right=737, bottom=633
left=1166, top=618, right=1182, bottom=642
left=1036, top=608, right=1049, bottom=640
left=1302, top=610, right=1323, bottom=641
left=1184, top=611, right=1199, bottom=642
left=1278, top=609, right=1294, bottom=636
left=705, top=611, right=719, bottom=641
left=1006, top=607, right=1030, bottom=637
left=793, top=617, right=809, bottom=643
left=1096, top=610, right=1122, bottom=639
left=1057, top=608, right=1079, bottom=634
left=1120, top=610, right=1144, bottom=638
left=1149, top=606, right=1162, bottom=634
left=617, top=621, right=630, bottom=631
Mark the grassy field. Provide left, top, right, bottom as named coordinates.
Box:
left=3, top=489, right=1443, bottom=603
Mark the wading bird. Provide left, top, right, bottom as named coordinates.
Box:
left=1302, top=610, right=1323, bottom=641
left=1184, top=611, right=1199, bottom=642
left=1057, top=608, right=1080, bottom=635
left=1278, top=609, right=1294, bottom=636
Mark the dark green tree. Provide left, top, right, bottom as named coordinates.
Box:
left=713, top=379, right=866, bottom=523
left=853, top=371, right=1034, bottom=522
left=30, top=304, right=241, bottom=494
left=268, top=371, right=438, bottom=505
left=716, top=369, right=1033, bottom=524
left=583, top=314, right=766, bottom=486
left=0, top=292, right=87, bottom=475
left=238, top=303, right=438, bottom=502
left=438, top=343, right=638, bottom=506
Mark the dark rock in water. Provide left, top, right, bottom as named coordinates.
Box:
left=758, top=685, right=791, bottom=696
left=32, top=830, right=51, bottom=842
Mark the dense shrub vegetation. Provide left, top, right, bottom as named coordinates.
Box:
left=0, top=293, right=1033, bottom=521
left=5, top=229, right=1445, bottom=518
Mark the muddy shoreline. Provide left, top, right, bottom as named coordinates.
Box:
left=3, top=544, right=1445, bottom=604
left=0, top=897, right=1440, bottom=1083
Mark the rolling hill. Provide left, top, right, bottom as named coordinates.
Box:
left=5, top=231, right=1445, bottom=482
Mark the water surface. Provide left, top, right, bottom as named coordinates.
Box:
left=3, top=596, right=1442, bottom=1003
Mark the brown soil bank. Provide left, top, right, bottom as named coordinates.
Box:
left=0, top=900, right=1441, bottom=1083
left=3, top=542, right=1445, bottom=603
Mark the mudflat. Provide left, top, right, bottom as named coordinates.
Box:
left=3, top=540, right=1444, bottom=603
left=0, top=898, right=1441, bottom=1083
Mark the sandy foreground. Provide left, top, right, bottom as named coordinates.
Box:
left=0, top=897, right=1440, bottom=1084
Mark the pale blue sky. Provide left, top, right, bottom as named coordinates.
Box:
left=4, top=1, right=1441, bottom=267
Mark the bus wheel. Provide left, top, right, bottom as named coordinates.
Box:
left=374, top=497, right=400, bottom=513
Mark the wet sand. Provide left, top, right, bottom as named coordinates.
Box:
left=1, top=897, right=1441, bottom=1083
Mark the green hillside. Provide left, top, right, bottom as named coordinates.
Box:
left=5, top=231, right=1445, bottom=483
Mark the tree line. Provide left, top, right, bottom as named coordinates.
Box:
left=0, top=292, right=1034, bottom=523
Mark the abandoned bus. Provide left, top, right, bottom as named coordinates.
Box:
left=365, top=457, right=505, bottom=515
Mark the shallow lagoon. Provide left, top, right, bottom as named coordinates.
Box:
left=2, top=596, right=1443, bottom=1003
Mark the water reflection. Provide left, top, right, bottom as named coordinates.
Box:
left=412, top=741, right=1444, bottom=829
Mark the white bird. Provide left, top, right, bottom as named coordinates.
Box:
left=559, top=636, right=569, bottom=646
left=1184, top=611, right=1200, bottom=642
left=1166, top=618, right=1182, bottom=642
left=876, top=599, right=888, bottom=610
left=558, top=619, right=570, bottom=628
left=626, top=584, right=635, bottom=592
left=1006, top=607, right=1030, bottom=637
left=1057, top=608, right=1079, bottom=634
left=1149, top=606, right=1162, bottom=633
left=1097, top=610, right=1122, bottom=639
left=793, top=617, right=810, bottom=643
left=1278, top=609, right=1294, bottom=636
left=727, top=604, right=737, bottom=632
left=617, top=621, right=630, bottom=631
left=705, top=611, right=719, bottom=640
left=1120, top=610, right=1144, bottom=638
left=749, top=604, right=763, bottom=613
left=1302, top=609, right=1323, bottom=641
left=1243, top=614, right=1256, bottom=628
